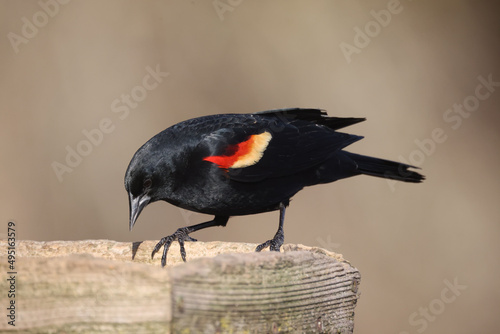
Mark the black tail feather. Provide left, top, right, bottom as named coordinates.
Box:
left=344, top=152, right=425, bottom=183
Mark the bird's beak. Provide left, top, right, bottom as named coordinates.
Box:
left=129, top=193, right=151, bottom=231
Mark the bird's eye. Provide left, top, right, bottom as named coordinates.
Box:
left=143, top=178, right=152, bottom=190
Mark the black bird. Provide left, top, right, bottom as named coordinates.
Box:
left=125, top=108, right=424, bottom=266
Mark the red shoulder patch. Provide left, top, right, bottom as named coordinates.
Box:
left=203, top=132, right=272, bottom=169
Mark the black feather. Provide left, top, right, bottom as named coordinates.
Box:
left=255, top=108, right=366, bottom=130
left=344, top=152, right=425, bottom=183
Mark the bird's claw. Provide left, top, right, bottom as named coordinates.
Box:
left=255, top=228, right=284, bottom=252
left=151, top=227, right=197, bottom=267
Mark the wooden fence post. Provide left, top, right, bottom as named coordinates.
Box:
left=0, top=240, right=360, bottom=333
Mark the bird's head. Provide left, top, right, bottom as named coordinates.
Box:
left=124, top=141, right=174, bottom=231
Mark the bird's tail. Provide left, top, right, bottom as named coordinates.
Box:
left=344, top=152, right=425, bottom=183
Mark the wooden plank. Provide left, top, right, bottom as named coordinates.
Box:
left=0, top=240, right=360, bottom=333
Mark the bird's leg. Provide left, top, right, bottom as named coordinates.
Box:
left=256, top=202, right=286, bottom=252
left=152, top=215, right=229, bottom=267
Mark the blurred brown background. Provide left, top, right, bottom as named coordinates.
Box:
left=1, top=0, right=499, bottom=333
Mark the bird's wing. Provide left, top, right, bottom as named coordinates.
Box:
left=196, top=110, right=364, bottom=182
left=254, top=108, right=366, bottom=131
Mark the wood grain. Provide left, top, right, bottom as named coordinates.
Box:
left=0, top=240, right=360, bottom=333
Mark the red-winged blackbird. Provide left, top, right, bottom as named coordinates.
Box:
left=125, top=108, right=424, bottom=266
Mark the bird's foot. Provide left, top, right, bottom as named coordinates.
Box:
left=255, top=227, right=284, bottom=252
left=151, top=227, right=197, bottom=267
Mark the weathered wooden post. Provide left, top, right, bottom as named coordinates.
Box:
left=0, top=240, right=360, bottom=333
